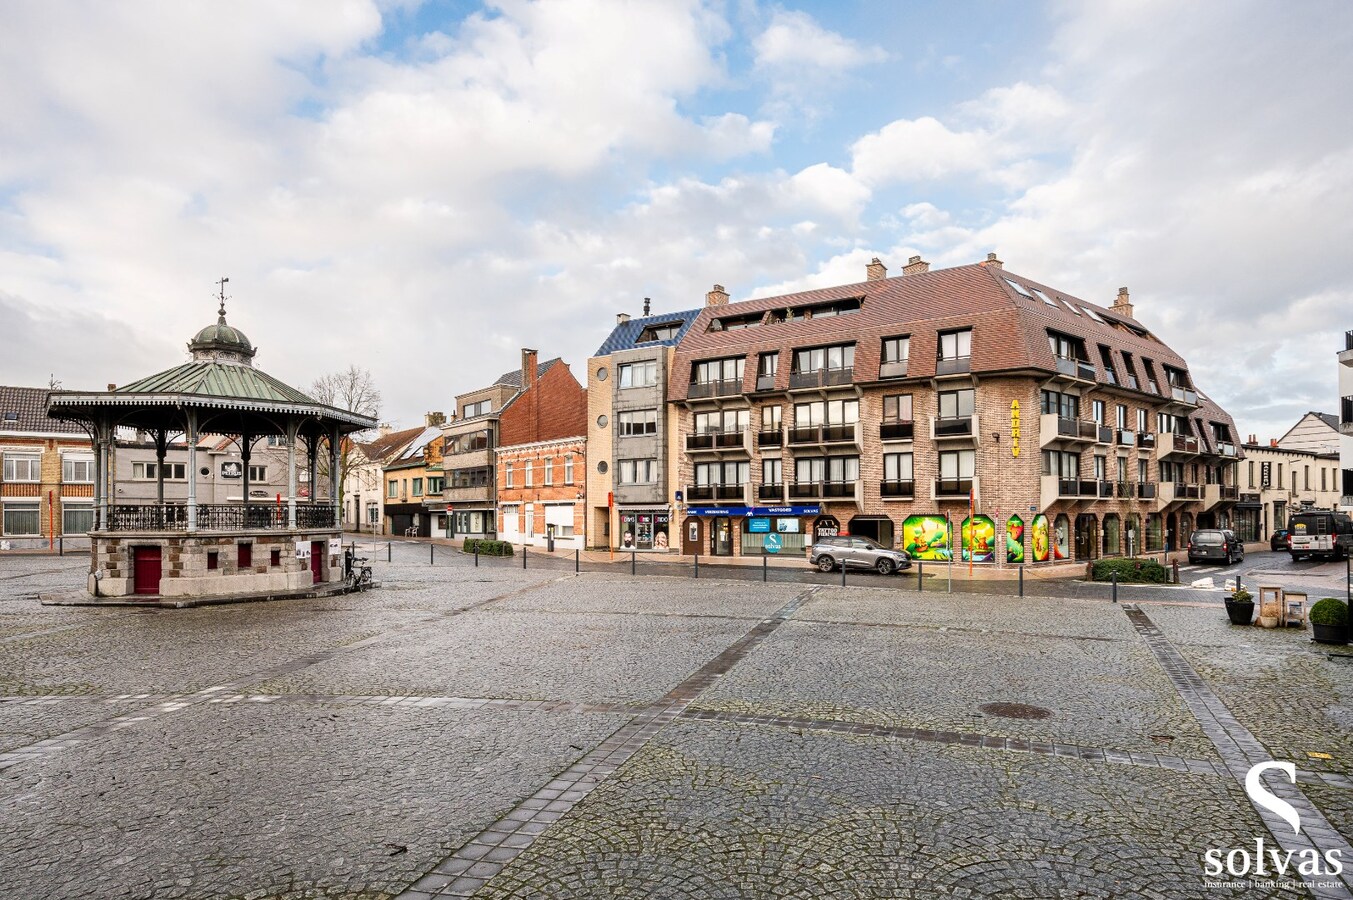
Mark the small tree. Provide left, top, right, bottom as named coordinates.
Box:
left=310, top=366, right=381, bottom=519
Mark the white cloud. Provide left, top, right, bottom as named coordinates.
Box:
left=753, top=9, right=887, bottom=71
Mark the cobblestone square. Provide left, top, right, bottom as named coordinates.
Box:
left=2, top=551, right=1351, bottom=899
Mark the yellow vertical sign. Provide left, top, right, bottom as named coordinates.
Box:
left=1011, top=400, right=1021, bottom=458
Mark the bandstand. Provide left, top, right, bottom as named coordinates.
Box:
left=45, top=296, right=376, bottom=604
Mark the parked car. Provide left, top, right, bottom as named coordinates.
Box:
left=1187, top=529, right=1244, bottom=565
left=1269, top=528, right=1291, bottom=552
left=808, top=535, right=912, bottom=575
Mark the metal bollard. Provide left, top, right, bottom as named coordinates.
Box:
left=1112, top=571, right=1118, bottom=603
left=694, top=553, right=699, bottom=578
left=841, top=561, right=846, bottom=587
left=387, top=542, right=392, bottom=563
left=474, top=546, right=479, bottom=567
left=763, top=555, right=768, bottom=582
left=1019, top=564, right=1024, bottom=597
left=631, top=550, right=636, bottom=576
left=1235, top=573, right=1242, bottom=595
left=523, top=546, right=527, bottom=569
left=58, top=536, right=63, bottom=557
left=1172, top=559, right=1179, bottom=584
left=575, top=548, right=580, bottom=575
left=917, top=561, right=923, bottom=592
left=430, top=543, right=434, bottom=565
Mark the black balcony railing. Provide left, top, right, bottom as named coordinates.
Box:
left=1169, top=482, right=1201, bottom=500
left=788, top=483, right=820, bottom=500
left=880, top=420, right=915, bottom=441
left=1116, top=482, right=1134, bottom=498
left=1056, top=418, right=1098, bottom=440
left=1169, top=385, right=1199, bottom=406
left=1117, top=429, right=1136, bottom=446
left=788, top=367, right=854, bottom=390
left=1137, top=432, right=1156, bottom=449
left=757, top=429, right=783, bottom=448
left=715, top=484, right=746, bottom=501
left=1170, top=434, right=1200, bottom=454
left=1096, top=425, right=1114, bottom=443
left=935, top=478, right=973, bottom=497
left=754, top=375, right=776, bottom=392
left=1098, top=480, right=1115, bottom=498
left=935, top=356, right=971, bottom=376
left=879, top=360, right=908, bottom=379
left=1137, top=482, right=1157, bottom=499
left=1220, top=485, right=1239, bottom=500
left=1054, top=357, right=1097, bottom=381
left=1214, top=442, right=1238, bottom=458
left=687, top=431, right=746, bottom=451
left=757, top=483, right=784, bottom=501
left=788, top=424, right=857, bottom=445
left=935, top=416, right=974, bottom=437
left=1056, top=478, right=1081, bottom=497
left=790, top=481, right=857, bottom=500
left=688, top=378, right=742, bottom=399
left=687, top=486, right=716, bottom=502
left=1342, top=395, right=1353, bottom=425
left=880, top=479, right=915, bottom=498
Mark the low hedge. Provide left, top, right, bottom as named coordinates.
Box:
left=1311, top=597, right=1349, bottom=627
left=1091, top=557, right=1167, bottom=584
left=462, top=538, right=514, bottom=557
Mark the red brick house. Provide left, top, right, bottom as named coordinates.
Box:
left=1, top=386, right=94, bottom=548
left=496, top=349, right=587, bottom=549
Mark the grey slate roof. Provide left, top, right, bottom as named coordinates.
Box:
left=492, top=358, right=560, bottom=389
left=1316, top=412, right=1340, bottom=431
left=595, top=309, right=702, bottom=356
left=0, top=386, right=86, bottom=435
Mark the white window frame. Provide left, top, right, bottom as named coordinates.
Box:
left=62, top=456, right=95, bottom=484
left=564, top=456, right=574, bottom=485
left=3, top=454, right=41, bottom=483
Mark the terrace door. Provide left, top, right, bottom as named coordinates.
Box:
left=310, top=541, right=324, bottom=584
left=133, top=546, right=162, bottom=596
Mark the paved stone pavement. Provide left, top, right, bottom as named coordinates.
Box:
left=0, top=550, right=1350, bottom=899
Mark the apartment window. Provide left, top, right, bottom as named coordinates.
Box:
left=427, top=477, right=443, bottom=493
left=525, top=461, right=534, bottom=487
left=618, top=459, right=658, bottom=484
left=1094, top=456, right=1106, bottom=481
left=544, top=458, right=554, bottom=486
left=1098, top=346, right=1118, bottom=385
left=695, top=461, right=748, bottom=486
left=762, top=458, right=782, bottom=485
left=792, top=344, right=854, bottom=373
left=1322, top=468, right=1327, bottom=492
left=564, top=456, right=574, bottom=485
left=619, top=360, right=658, bottom=388
left=795, top=456, right=859, bottom=484
left=387, top=480, right=397, bottom=498
left=1138, top=459, right=1149, bottom=483
left=880, top=336, right=910, bottom=377
left=638, top=322, right=681, bottom=342
left=1305, top=466, right=1310, bottom=491
left=1120, top=352, right=1140, bottom=389
left=1278, top=463, right=1284, bottom=489
left=248, top=465, right=267, bottom=481
left=1042, top=450, right=1080, bottom=478
left=884, top=452, right=913, bottom=481
left=794, top=399, right=858, bottom=427
left=451, top=468, right=490, bottom=488
left=444, top=430, right=492, bottom=454
left=691, top=357, right=744, bottom=385
left=1040, top=390, right=1078, bottom=419
left=1092, top=400, right=1106, bottom=424
left=61, top=457, right=94, bottom=483
left=3, top=455, right=41, bottom=482
left=1116, top=404, right=1128, bottom=430
left=757, top=352, right=779, bottom=378
left=505, top=463, right=514, bottom=488
left=132, top=462, right=187, bottom=481
left=695, top=409, right=748, bottom=434
left=761, top=405, right=782, bottom=431
left=938, top=329, right=972, bottom=361
left=61, top=502, right=93, bottom=535
left=1136, top=409, right=1148, bottom=433
left=1047, top=331, right=1085, bottom=361
left=1161, top=461, right=1184, bottom=482
left=2, top=501, right=40, bottom=535
left=617, top=409, right=659, bottom=436
left=938, top=450, right=975, bottom=481
left=207, top=551, right=219, bottom=571
left=938, top=389, right=975, bottom=419
left=1248, top=461, right=1255, bottom=488
left=266, top=434, right=285, bottom=446
left=1141, top=358, right=1160, bottom=393
left=412, top=478, right=423, bottom=497
left=461, top=399, right=492, bottom=418
left=883, top=394, right=913, bottom=422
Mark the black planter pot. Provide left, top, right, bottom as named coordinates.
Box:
left=1312, top=623, right=1349, bottom=645
left=1224, top=600, right=1255, bottom=626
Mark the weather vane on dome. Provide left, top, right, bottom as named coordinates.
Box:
left=215, top=276, right=230, bottom=322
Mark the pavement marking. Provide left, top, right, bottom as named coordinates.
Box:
left=395, top=586, right=823, bottom=900
left=1123, top=604, right=1353, bottom=898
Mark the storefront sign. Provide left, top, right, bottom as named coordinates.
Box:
left=748, top=517, right=771, bottom=533
left=686, top=505, right=822, bottom=517
left=764, top=533, right=782, bottom=553
left=813, top=515, right=840, bottom=540
left=221, top=461, right=243, bottom=479
left=1010, top=400, right=1021, bottom=458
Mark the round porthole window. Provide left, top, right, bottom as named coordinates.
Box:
left=597, top=461, right=608, bottom=474
left=597, top=414, right=608, bottom=428
left=597, top=367, right=608, bottom=381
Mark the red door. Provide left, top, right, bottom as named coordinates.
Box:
left=133, top=546, right=162, bottom=596
left=310, top=541, right=324, bottom=584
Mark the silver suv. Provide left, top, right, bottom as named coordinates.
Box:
left=808, top=535, right=911, bottom=575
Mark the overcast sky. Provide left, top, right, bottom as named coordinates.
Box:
left=2, top=0, right=1351, bottom=443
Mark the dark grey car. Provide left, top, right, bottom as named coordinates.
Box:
left=1187, top=529, right=1243, bottom=565
left=808, top=536, right=911, bottom=575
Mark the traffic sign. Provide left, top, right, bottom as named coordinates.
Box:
left=764, top=533, right=782, bottom=554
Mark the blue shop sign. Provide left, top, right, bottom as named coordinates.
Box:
left=685, top=505, right=821, bottom=517
left=748, top=517, right=771, bottom=533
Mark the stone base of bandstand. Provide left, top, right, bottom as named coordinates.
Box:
left=40, top=528, right=352, bottom=607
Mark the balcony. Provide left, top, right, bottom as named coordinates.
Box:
left=1157, top=433, right=1201, bottom=461
left=880, top=479, right=915, bottom=499
left=445, top=484, right=493, bottom=504
left=1137, top=482, right=1157, bottom=500
left=933, top=477, right=977, bottom=501
left=1039, top=476, right=1100, bottom=508
left=1098, top=480, right=1115, bottom=498
left=1116, top=428, right=1136, bottom=447
left=757, top=483, right=785, bottom=502
left=1039, top=414, right=1098, bottom=449
left=1116, top=481, right=1134, bottom=499
left=1342, top=495, right=1353, bottom=509
left=1163, top=383, right=1200, bottom=411
left=754, top=374, right=776, bottom=392
left=789, top=481, right=859, bottom=502
left=1342, top=397, right=1353, bottom=435
left=931, top=414, right=979, bottom=444
left=686, top=483, right=749, bottom=504
left=685, top=429, right=750, bottom=454
left=1201, top=483, right=1240, bottom=511
left=1340, top=330, right=1353, bottom=366
left=935, top=356, right=971, bottom=377
left=880, top=420, right=915, bottom=442
left=1095, top=424, right=1114, bottom=444
left=756, top=429, right=783, bottom=449
left=687, top=378, right=743, bottom=400
left=1053, top=356, right=1097, bottom=383
left=1211, top=441, right=1239, bottom=459
left=1159, top=482, right=1201, bottom=505
left=1137, top=432, right=1156, bottom=450
left=788, top=367, right=855, bottom=391
left=879, top=360, right=909, bottom=379
left=787, top=423, right=859, bottom=447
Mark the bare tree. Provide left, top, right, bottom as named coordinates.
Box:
left=310, top=366, right=382, bottom=517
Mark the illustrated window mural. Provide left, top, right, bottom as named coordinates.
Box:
left=1006, top=515, right=1025, bottom=564
left=1053, top=514, right=1071, bottom=560
left=1031, top=514, right=1051, bottom=562
left=960, top=515, right=996, bottom=563
left=901, top=514, right=952, bottom=561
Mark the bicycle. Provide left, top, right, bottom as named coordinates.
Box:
left=346, top=555, right=373, bottom=592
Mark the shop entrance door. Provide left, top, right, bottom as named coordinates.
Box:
left=1074, top=515, right=1098, bottom=561
left=711, top=518, right=734, bottom=556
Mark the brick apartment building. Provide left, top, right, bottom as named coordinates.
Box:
left=496, top=349, right=588, bottom=549
left=0, top=385, right=94, bottom=547
left=586, top=301, right=701, bottom=550
left=667, top=255, right=1242, bottom=564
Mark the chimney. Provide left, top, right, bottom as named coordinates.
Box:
left=616, top=313, right=630, bottom=325
left=425, top=411, right=445, bottom=427
left=902, top=255, right=930, bottom=276
left=521, top=348, right=538, bottom=388
left=643, top=297, right=651, bottom=316
left=107, top=383, right=117, bottom=391
left=705, top=284, right=729, bottom=307
left=866, top=258, right=888, bottom=281
left=981, top=252, right=1003, bottom=269
left=1270, top=438, right=1278, bottom=448
left=1112, top=286, right=1134, bottom=318
left=1247, top=434, right=1256, bottom=445
left=378, top=422, right=393, bottom=436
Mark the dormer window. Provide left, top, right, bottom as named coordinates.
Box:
left=708, top=313, right=763, bottom=332
left=638, top=322, right=682, bottom=342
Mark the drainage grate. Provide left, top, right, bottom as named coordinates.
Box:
left=979, top=702, right=1052, bottom=720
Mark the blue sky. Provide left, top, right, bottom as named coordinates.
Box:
left=1, top=0, right=1351, bottom=448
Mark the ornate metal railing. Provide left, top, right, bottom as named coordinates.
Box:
left=104, top=503, right=335, bottom=531
left=296, top=504, right=337, bottom=528
left=107, top=505, right=189, bottom=531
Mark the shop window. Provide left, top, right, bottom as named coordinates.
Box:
left=1102, top=514, right=1121, bottom=556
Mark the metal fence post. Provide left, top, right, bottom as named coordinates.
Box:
left=631, top=550, right=636, bottom=576
left=694, top=553, right=699, bottom=578
left=387, top=542, right=392, bottom=563
left=474, top=546, right=479, bottom=567
left=1112, top=571, right=1118, bottom=603
left=430, top=543, right=434, bottom=565
left=575, top=548, right=579, bottom=575
left=841, top=561, right=846, bottom=587
left=763, top=555, right=768, bottom=582
left=58, top=536, right=63, bottom=557
left=523, top=546, right=527, bottom=569
left=1019, top=564, right=1024, bottom=598
left=917, top=561, right=923, bottom=592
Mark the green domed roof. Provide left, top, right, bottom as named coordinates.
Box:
left=189, top=304, right=255, bottom=359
